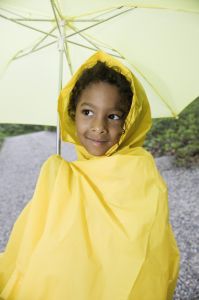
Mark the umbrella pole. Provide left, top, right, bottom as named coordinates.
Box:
left=56, top=20, right=65, bottom=155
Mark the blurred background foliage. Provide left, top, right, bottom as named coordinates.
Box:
left=0, top=97, right=198, bottom=168
left=144, top=97, right=199, bottom=168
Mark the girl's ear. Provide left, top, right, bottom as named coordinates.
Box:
left=69, top=110, right=76, bottom=121
left=122, top=121, right=126, bottom=134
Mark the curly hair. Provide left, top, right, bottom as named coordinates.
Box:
left=68, top=61, right=133, bottom=120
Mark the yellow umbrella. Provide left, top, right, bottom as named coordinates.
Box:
left=0, top=0, right=199, bottom=152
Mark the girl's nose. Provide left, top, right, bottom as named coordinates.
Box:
left=91, top=118, right=107, bottom=133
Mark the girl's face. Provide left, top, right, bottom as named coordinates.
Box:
left=75, top=81, right=127, bottom=156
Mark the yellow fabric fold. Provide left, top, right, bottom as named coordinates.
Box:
left=0, top=51, right=180, bottom=300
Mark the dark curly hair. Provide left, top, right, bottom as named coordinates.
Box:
left=68, top=61, right=133, bottom=120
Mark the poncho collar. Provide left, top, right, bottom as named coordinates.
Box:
left=58, top=51, right=152, bottom=160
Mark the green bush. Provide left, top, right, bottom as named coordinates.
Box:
left=144, top=97, right=199, bottom=168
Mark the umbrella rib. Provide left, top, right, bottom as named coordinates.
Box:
left=66, top=5, right=199, bottom=20
left=0, top=7, right=26, bottom=18
left=13, top=41, right=56, bottom=60
left=12, top=40, right=180, bottom=117
left=132, top=63, right=178, bottom=117
left=51, top=2, right=123, bottom=23
left=50, top=0, right=73, bottom=75
left=69, top=19, right=102, bottom=22
left=64, top=7, right=136, bottom=39
left=0, top=7, right=53, bottom=21
left=68, top=23, right=100, bottom=51
left=71, top=6, right=123, bottom=22
left=108, top=47, right=178, bottom=117
left=66, top=26, right=125, bottom=60
left=89, top=7, right=124, bottom=20
left=66, top=39, right=123, bottom=59
left=143, top=79, right=178, bottom=117
left=7, top=26, right=58, bottom=60
left=70, top=5, right=127, bottom=20
left=0, top=13, right=57, bottom=38
left=31, top=26, right=57, bottom=51
left=50, top=0, right=61, bottom=35
left=4, top=18, right=54, bottom=22
left=76, top=30, right=125, bottom=57
left=64, top=42, right=73, bottom=75
left=66, top=40, right=98, bottom=52
left=14, top=38, right=123, bottom=61
left=52, top=0, right=64, bottom=19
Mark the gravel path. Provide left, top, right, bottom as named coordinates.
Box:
left=0, top=131, right=198, bottom=300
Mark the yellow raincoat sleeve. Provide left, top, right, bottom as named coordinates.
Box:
left=0, top=154, right=62, bottom=297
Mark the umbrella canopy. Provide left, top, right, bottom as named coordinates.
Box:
left=0, top=0, right=199, bottom=126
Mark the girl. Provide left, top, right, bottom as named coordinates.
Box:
left=0, top=51, right=180, bottom=300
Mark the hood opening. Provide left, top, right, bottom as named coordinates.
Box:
left=58, top=51, right=152, bottom=160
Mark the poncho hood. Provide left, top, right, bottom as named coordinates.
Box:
left=58, top=51, right=152, bottom=159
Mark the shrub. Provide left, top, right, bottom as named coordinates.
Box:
left=144, top=97, right=199, bottom=168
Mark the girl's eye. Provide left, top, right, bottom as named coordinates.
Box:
left=82, top=109, right=93, bottom=116
left=108, top=114, right=121, bottom=120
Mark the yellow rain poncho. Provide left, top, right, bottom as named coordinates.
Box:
left=0, top=51, right=180, bottom=300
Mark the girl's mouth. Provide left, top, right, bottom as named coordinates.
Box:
left=86, top=137, right=108, bottom=145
